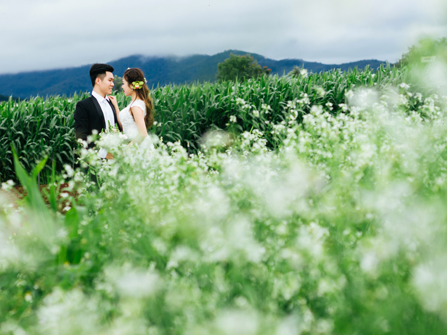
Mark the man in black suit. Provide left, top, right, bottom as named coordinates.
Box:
left=74, top=63, right=122, bottom=159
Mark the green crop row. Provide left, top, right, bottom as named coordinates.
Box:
left=0, top=95, right=82, bottom=183
left=0, top=65, right=407, bottom=183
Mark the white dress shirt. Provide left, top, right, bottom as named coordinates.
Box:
left=92, top=91, right=115, bottom=158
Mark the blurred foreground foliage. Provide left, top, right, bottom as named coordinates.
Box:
left=397, top=37, right=447, bottom=67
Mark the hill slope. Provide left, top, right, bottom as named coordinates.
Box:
left=0, top=50, right=387, bottom=98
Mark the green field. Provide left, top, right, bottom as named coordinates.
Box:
left=2, top=64, right=447, bottom=334
left=0, top=65, right=405, bottom=183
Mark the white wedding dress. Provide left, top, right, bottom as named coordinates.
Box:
left=120, top=99, right=154, bottom=150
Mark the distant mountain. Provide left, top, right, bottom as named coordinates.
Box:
left=0, top=94, right=11, bottom=102
left=0, top=50, right=387, bottom=99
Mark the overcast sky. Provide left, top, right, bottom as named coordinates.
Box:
left=1, top=0, right=446, bottom=74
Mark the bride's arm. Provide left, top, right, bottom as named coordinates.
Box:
left=129, top=106, right=148, bottom=145
left=108, top=96, right=123, bottom=130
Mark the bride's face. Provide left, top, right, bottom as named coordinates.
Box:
left=122, top=77, right=132, bottom=96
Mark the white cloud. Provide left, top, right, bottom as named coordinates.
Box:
left=0, top=0, right=446, bottom=73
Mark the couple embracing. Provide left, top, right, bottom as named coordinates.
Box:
left=74, top=64, right=154, bottom=159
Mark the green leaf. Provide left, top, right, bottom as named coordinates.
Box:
left=31, top=155, right=49, bottom=180
left=65, top=205, right=79, bottom=239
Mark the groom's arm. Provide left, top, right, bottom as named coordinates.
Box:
left=74, top=102, right=90, bottom=141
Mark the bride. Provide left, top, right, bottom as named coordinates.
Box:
left=108, top=68, right=154, bottom=147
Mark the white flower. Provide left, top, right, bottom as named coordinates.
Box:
left=37, top=288, right=101, bottom=334
left=261, top=104, right=271, bottom=113
left=77, top=138, right=88, bottom=148
left=230, top=115, right=237, bottom=123
left=315, top=86, right=325, bottom=96
left=399, top=83, right=410, bottom=90
left=338, top=103, right=348, bottom=112
left=105, top=265, right=161, bottom=298
left=1, top=180, right=15, bottom=190
left=64, top=165, right=74, bottom=177
left=289, top=110, right=298, bottom=121
left=215, top=310, right=259, bottom=335
left=24, top=292, right=33, bottom=302
left=360, top=252, right=379, bottom=275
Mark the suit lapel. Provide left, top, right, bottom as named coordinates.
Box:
left=106, top=99, right=121, bottom=131
left=90, top=96, right=105, bottom=119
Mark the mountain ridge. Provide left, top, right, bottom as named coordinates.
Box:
left=0, top=50, right=388, bottom=98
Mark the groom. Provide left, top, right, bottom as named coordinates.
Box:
left=74, top=63, right=122, bottom=159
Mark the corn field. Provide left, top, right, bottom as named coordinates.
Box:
left=0, top=65, right=406, bottom=183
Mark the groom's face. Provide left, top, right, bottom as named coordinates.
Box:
left=96, top=71, right=114, bottom=95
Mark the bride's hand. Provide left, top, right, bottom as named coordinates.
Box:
left=108, top=95, right=118, bottom=106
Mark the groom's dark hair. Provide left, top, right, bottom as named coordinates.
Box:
left=89, top=63, right=114, bottom=87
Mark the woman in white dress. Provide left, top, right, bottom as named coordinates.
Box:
left=109, top=68, right=154, bottom=146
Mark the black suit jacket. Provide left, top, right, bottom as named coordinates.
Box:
left=74, top=96, right=122, bottom=148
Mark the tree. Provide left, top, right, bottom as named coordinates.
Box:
left=113, top=75, right=123, bottom=93
left=396, top=38, right=447, bottom=68
left=216, top=53, right=271, bottom=81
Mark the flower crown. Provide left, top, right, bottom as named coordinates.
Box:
left=131, top=78, right=148, bottom=90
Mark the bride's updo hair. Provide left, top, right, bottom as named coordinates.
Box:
left=123, top=68, right=154, bottom=129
